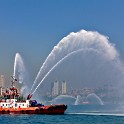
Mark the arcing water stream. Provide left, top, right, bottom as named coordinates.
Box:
left=13, top=30, right=124, bottom=103
left=31, top=30, right=124, bottom=99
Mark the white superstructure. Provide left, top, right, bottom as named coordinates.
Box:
left=0, top=99, right=30, bottom=108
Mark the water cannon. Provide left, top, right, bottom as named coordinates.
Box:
left=27, top=94, right=32, bottom=100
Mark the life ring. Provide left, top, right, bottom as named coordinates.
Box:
left=48, top=107, right=52, bottom=111
left=22, top=110, right=25, bottom=114
left=35, top=109, right=39, bottom=113
left=7, top=110, right=10, bottom=114
left=2, top=110, right=5, bottom=114
left=26, top=110, right=29, bottom=114
left=40, top=108, right=43, bottom=111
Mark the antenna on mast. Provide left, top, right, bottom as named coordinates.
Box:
left=11, top=76, right=17, bottom=87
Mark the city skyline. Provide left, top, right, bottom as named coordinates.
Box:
left=0, top=0, right=124, bottom=88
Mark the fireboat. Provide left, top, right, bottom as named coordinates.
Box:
left=0, top=76, right=67, bottom=114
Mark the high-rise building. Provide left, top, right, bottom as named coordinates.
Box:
left=51, top=82, right=54, bottom=96
left=62, top=80, right=67, bottom=94
left=0, top=87, right=2, bottom=96
left=0, top=75, right=4, bottom=88
left=52, top=80, right=59, bottom=97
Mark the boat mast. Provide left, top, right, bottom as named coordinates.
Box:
left=11, top=76, right=17, bottom=87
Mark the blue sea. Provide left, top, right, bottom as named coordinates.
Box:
left=1, top=105, right=124, bottom=124
left=1, top=113, right=124, bottom=124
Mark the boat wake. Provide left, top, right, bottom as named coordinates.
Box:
left=66, top=112, right=124, bottom=116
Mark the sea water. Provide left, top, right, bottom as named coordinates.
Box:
left=1, top=104, right=124, bottom=124
left=0, top=113, right=124, bottom=124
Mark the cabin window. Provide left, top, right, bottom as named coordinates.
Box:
left=6, top=104, right=7, bottom=106
left=15, top=103, right=17, bottom=107
left=2, top=104, right=4, bottom=106
left=23, top=104, right=24, bottom=106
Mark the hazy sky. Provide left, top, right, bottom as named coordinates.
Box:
left=0, top=0, right=124, bottom=83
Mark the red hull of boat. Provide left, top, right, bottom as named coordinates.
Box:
left=0, top=105, right=67, bottom=114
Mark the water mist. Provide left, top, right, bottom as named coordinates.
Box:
left=13, top=53, right=30, bottom=97
left=29, top=29, right=124, bottom=108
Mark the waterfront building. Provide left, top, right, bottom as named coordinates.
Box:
left=0, top=87, right=2, bottom=96
left=0, top=75, right=4, bottom=88
left=51, top=82, right=54, bottom=96
left=62, top=80, right=67, bottom=94
left=52, top=80, right=59, bottom=97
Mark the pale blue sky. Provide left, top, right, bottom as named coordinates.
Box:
left=0, top=0, right=124, bottom=82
